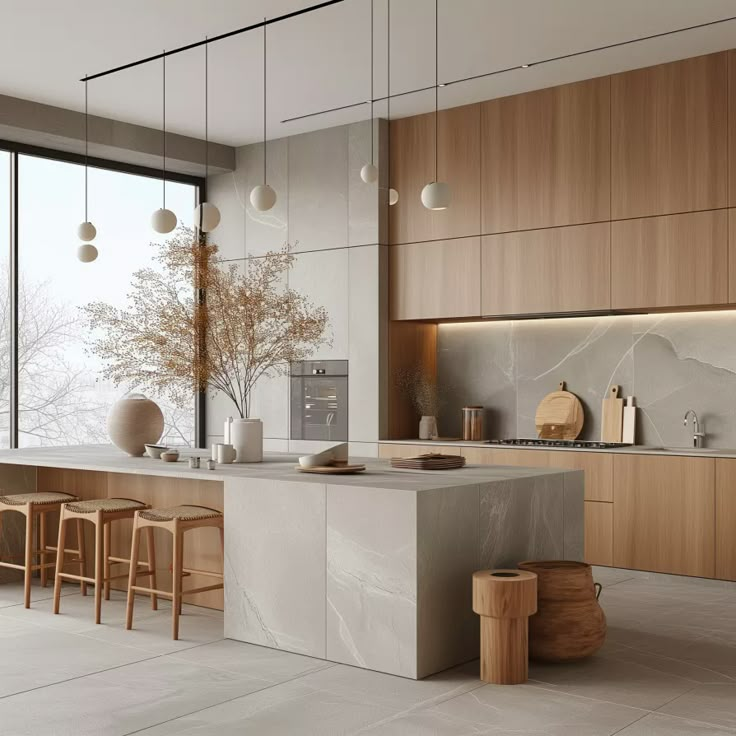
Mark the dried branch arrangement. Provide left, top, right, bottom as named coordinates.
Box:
left=394, top=366, right=441, bottom=417
left=83, top=228, right=330, bottom=418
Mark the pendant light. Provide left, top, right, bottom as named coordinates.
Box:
left=387, top=0, right=398, bottom=205
left=421, top=0, right=450, bottom=211
left=250, top=18, right=277, bottom=212
left=193, top=39, right=221, bottom=232
left=77, top=78, right=98, bottom=262
left=360, top=0, right=378, bottom=184
left=152, top=51, right=178, bottom=234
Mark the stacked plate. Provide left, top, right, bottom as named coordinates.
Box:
left=390, top=453, right=466, bottom=470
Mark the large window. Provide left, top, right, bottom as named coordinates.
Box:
left=0, top=145, right=201, bottom=448
left=0, top=152, right=9, bottom=448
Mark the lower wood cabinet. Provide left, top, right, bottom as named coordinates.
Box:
left=716, top=459, right=736, bottom=581
left=584, top=501, right=613, bottom=566
left=613, top=454, right=715, bottom=578
left=390, top=238, right=481, bottom=320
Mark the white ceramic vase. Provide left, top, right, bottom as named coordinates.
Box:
left=231, top=418, right=263, bottom=463
left=107, top=394, right=164, bottom=457
left=419, top=415, right=438, bottom=441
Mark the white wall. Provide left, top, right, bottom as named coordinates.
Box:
left=205, top=120, right=388, bottom=458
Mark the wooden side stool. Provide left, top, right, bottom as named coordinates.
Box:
left=126, top=505, right=224, bottom=640
left=0, top=491, right=85, bottom=608
left=472, top=569, right=538, bottom=685
left=53, top=497, right=156, bottom=624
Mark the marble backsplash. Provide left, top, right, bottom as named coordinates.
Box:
left=437, top=311, right=736, bottom=448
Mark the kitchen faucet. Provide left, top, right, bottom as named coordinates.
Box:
left=683, top=410, right=705, bottom=448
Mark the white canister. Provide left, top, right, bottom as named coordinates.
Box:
left=224, top=416, right=233, bottom=444
left=231, top=418, right=263, bottom=463
left=216, top=443, right=236, bottom=464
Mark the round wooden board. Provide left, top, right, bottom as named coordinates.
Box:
left=534, top=382, right=584, bottom=439
left=295, top=464, right=366, bottom=475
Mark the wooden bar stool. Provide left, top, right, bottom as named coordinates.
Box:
left=0, top=491, right=85, bottom=608
left=126, top=505, right=224, bottom=640
left=53, top=497, right=156, bottom=624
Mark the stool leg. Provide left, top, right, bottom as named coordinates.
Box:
left=145, top=526, right=157, bottom=611
left=103, top=521, right=111, bottom=601
left=172, top=524, right=182, bottom=640
left=23, top=506, right=33, bottom=609
left=39, top=511, right=47, bottom=588
left=126, top=515, right=141, bottom=630
left=76, top=519, right=87, bottom=596
left=94, top=511, right=103, bottom=624
left=53, top=512, right=68, bottom=615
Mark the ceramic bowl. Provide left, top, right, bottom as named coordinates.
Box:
left=299, top=449, right=335, bottom=468
left=145, top=444, right=168, bottom=459
left=161, top=449, right=180, bottom=463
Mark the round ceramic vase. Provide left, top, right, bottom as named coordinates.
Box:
left=107, top=394, right=165, bottom=457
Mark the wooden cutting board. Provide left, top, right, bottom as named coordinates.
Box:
left=296, top=464, right=366, bottom=474
left=535, top=381, right=584, bottom=439
left=601, top=385, right=624, bottom=442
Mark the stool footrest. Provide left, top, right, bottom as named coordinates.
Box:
left=182, top=567, right=224, bottom=579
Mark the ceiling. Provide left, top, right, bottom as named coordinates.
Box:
left=1, top=0, right=736, bottom=147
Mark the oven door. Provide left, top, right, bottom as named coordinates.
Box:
left=290, top=373, right=348, bottom=442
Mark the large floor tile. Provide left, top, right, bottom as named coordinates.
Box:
left=658, top=683, right=736, bottom=730
left=0, top=657, right=269, bottom=736
left=431, top=683, right=644, bottom=736
left=171, top=639, right=333, bottom=682
left=617, top=712, right=736, bottom=735
left=134, top=679, right=400, bottom=736
left=0, top=580, right=78, bottom=609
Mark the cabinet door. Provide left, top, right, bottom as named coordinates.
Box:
left=613, top=455, right=715, bottom=577
left=481, top=77, right=610, bottom=233
left=611, top=210, right=728, bottom=310
left=389, top=104, right=480, bottom=245
left=584, top=501, right=613, bottom=566
left=390, top=238, right=481, bottom=320
left=716, top=459, right=736, bottom=581
left=481, top=223, right=610, bottom=316
left=546, top=451, right=613, bottom=502
left=611, top=52, right=727, bottom=219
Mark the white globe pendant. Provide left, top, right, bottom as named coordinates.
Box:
left=421, top=181, right=450, bottom=210
left=389, top=188, right=399, bottom=206
left=250, top=184, right=277, bottom=212
left=360, top=163, right=378, bottom=184
left=194, top=202, right=221, bottom=233
left=77, top=243, right=98, bottom=263
left=77, top=221, right=97, bottom=242
left=151, top=208, right=177, bottom=234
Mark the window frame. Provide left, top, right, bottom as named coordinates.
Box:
left=0, top=138, right=207, bottom=449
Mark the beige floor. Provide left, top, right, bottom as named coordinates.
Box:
left=0, top=567, right=734, bottom=735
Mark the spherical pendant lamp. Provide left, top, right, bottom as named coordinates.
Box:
left=151, top=51, right=178, bottom=234
left=360, top=163, right=378, bottom=183
left=77, top=80, right=99, bottom=260
left=360, top=1, right=379, bottom=186
left=389, top=188, right=399, bottom=206
left=421, top=181, right=450, bottom=210
left=151, top=208, right=177, bottom=234
left=194, top=201, right=221, bottom=232
left=77, top=243, right=98, bottom=263
left=78, top=221, right=97, bottom=241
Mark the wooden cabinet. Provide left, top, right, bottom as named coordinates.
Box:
left=390, top=238, right=481, bottom=320
left=584, top=502, right=613, bottom=567
left=481, top=78, right=610, bottom=233
left=611, top=52, right=728, bottom=220
left=389, top=104, right=480, bottom=245
left=730, top=209, right=736, bottom=303
left=481, top=223, right=610, bottom=316
left=716, top=459, right=736, bottom=581
left=729, top=52, right=736, bottom=206
left=613, top=455, right=715, bottom=578
left=546, top=451, right=613, bottom=502
left=611, top=210, right=728, bottom=310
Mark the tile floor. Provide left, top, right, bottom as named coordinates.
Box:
left=0, top=567, right=734, bottom=735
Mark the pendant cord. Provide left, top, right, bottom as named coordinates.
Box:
left=205, top=38, right=209, bottom=180
left=263, top=17, right=267, bottom=185
left=84, top=78, right=88, bottom=222
left=370, top=0, right=374, bottom=166
left=434, top=0, right=438, bottom=182
left=162, top=50, right=167, bottom=209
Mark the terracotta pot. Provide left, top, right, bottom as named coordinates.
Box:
left=518, top=560, right=606, bottom=662
left=107, top=394, right=164, bottom=457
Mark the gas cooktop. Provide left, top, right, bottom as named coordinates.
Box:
left=485, top=438, right=632, bottom=449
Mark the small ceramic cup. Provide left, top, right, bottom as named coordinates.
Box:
left=216, top=443, right=236, bottom=464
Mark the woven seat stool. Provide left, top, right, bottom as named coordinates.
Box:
left=53, top=497, right=156, bottom=624
left=126, top=505, right=224, bottom=640
left=0, top=491, right=86, bottom=608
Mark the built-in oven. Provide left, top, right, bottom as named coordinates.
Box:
left=290, top=360, right=348, bottom=442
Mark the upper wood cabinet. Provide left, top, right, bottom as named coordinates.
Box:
left=613, top=454, right=715, bottom=578
left=729, top=52, right=736, bottom=207
left=481, top=223, right=610, bottom=316
left=716, top=459, right=736, bottom=581
left=390, top=238, right=481, bottom=320
left=611, top=210, right=728, bottom=310
left=611, top=52, right=728, bottom=220
left=481, top=78, right=610, bottom=233
left=389, top=104, right=480, bottom=245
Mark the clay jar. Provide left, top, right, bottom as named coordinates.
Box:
left=518, top=560, right=606, bottom=662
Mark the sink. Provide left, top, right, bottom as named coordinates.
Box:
left=638, top=446, right=720, bottom=453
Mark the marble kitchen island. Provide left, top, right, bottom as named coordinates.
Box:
left=0, top=446, right=582, bottom=679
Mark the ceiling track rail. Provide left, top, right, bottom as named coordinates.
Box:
left=80, top=0, right=345, bottom=82
left=281, top=12, right=736, bottom=124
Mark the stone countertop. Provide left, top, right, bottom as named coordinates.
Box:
left=0, top=445, right=574, bottom=493
left=379, top=439, right=736, bottom=459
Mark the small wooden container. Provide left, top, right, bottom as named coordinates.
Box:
left=472, top=569, right=537, bottom=684
left=462, top=406, right=484, bottom=441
